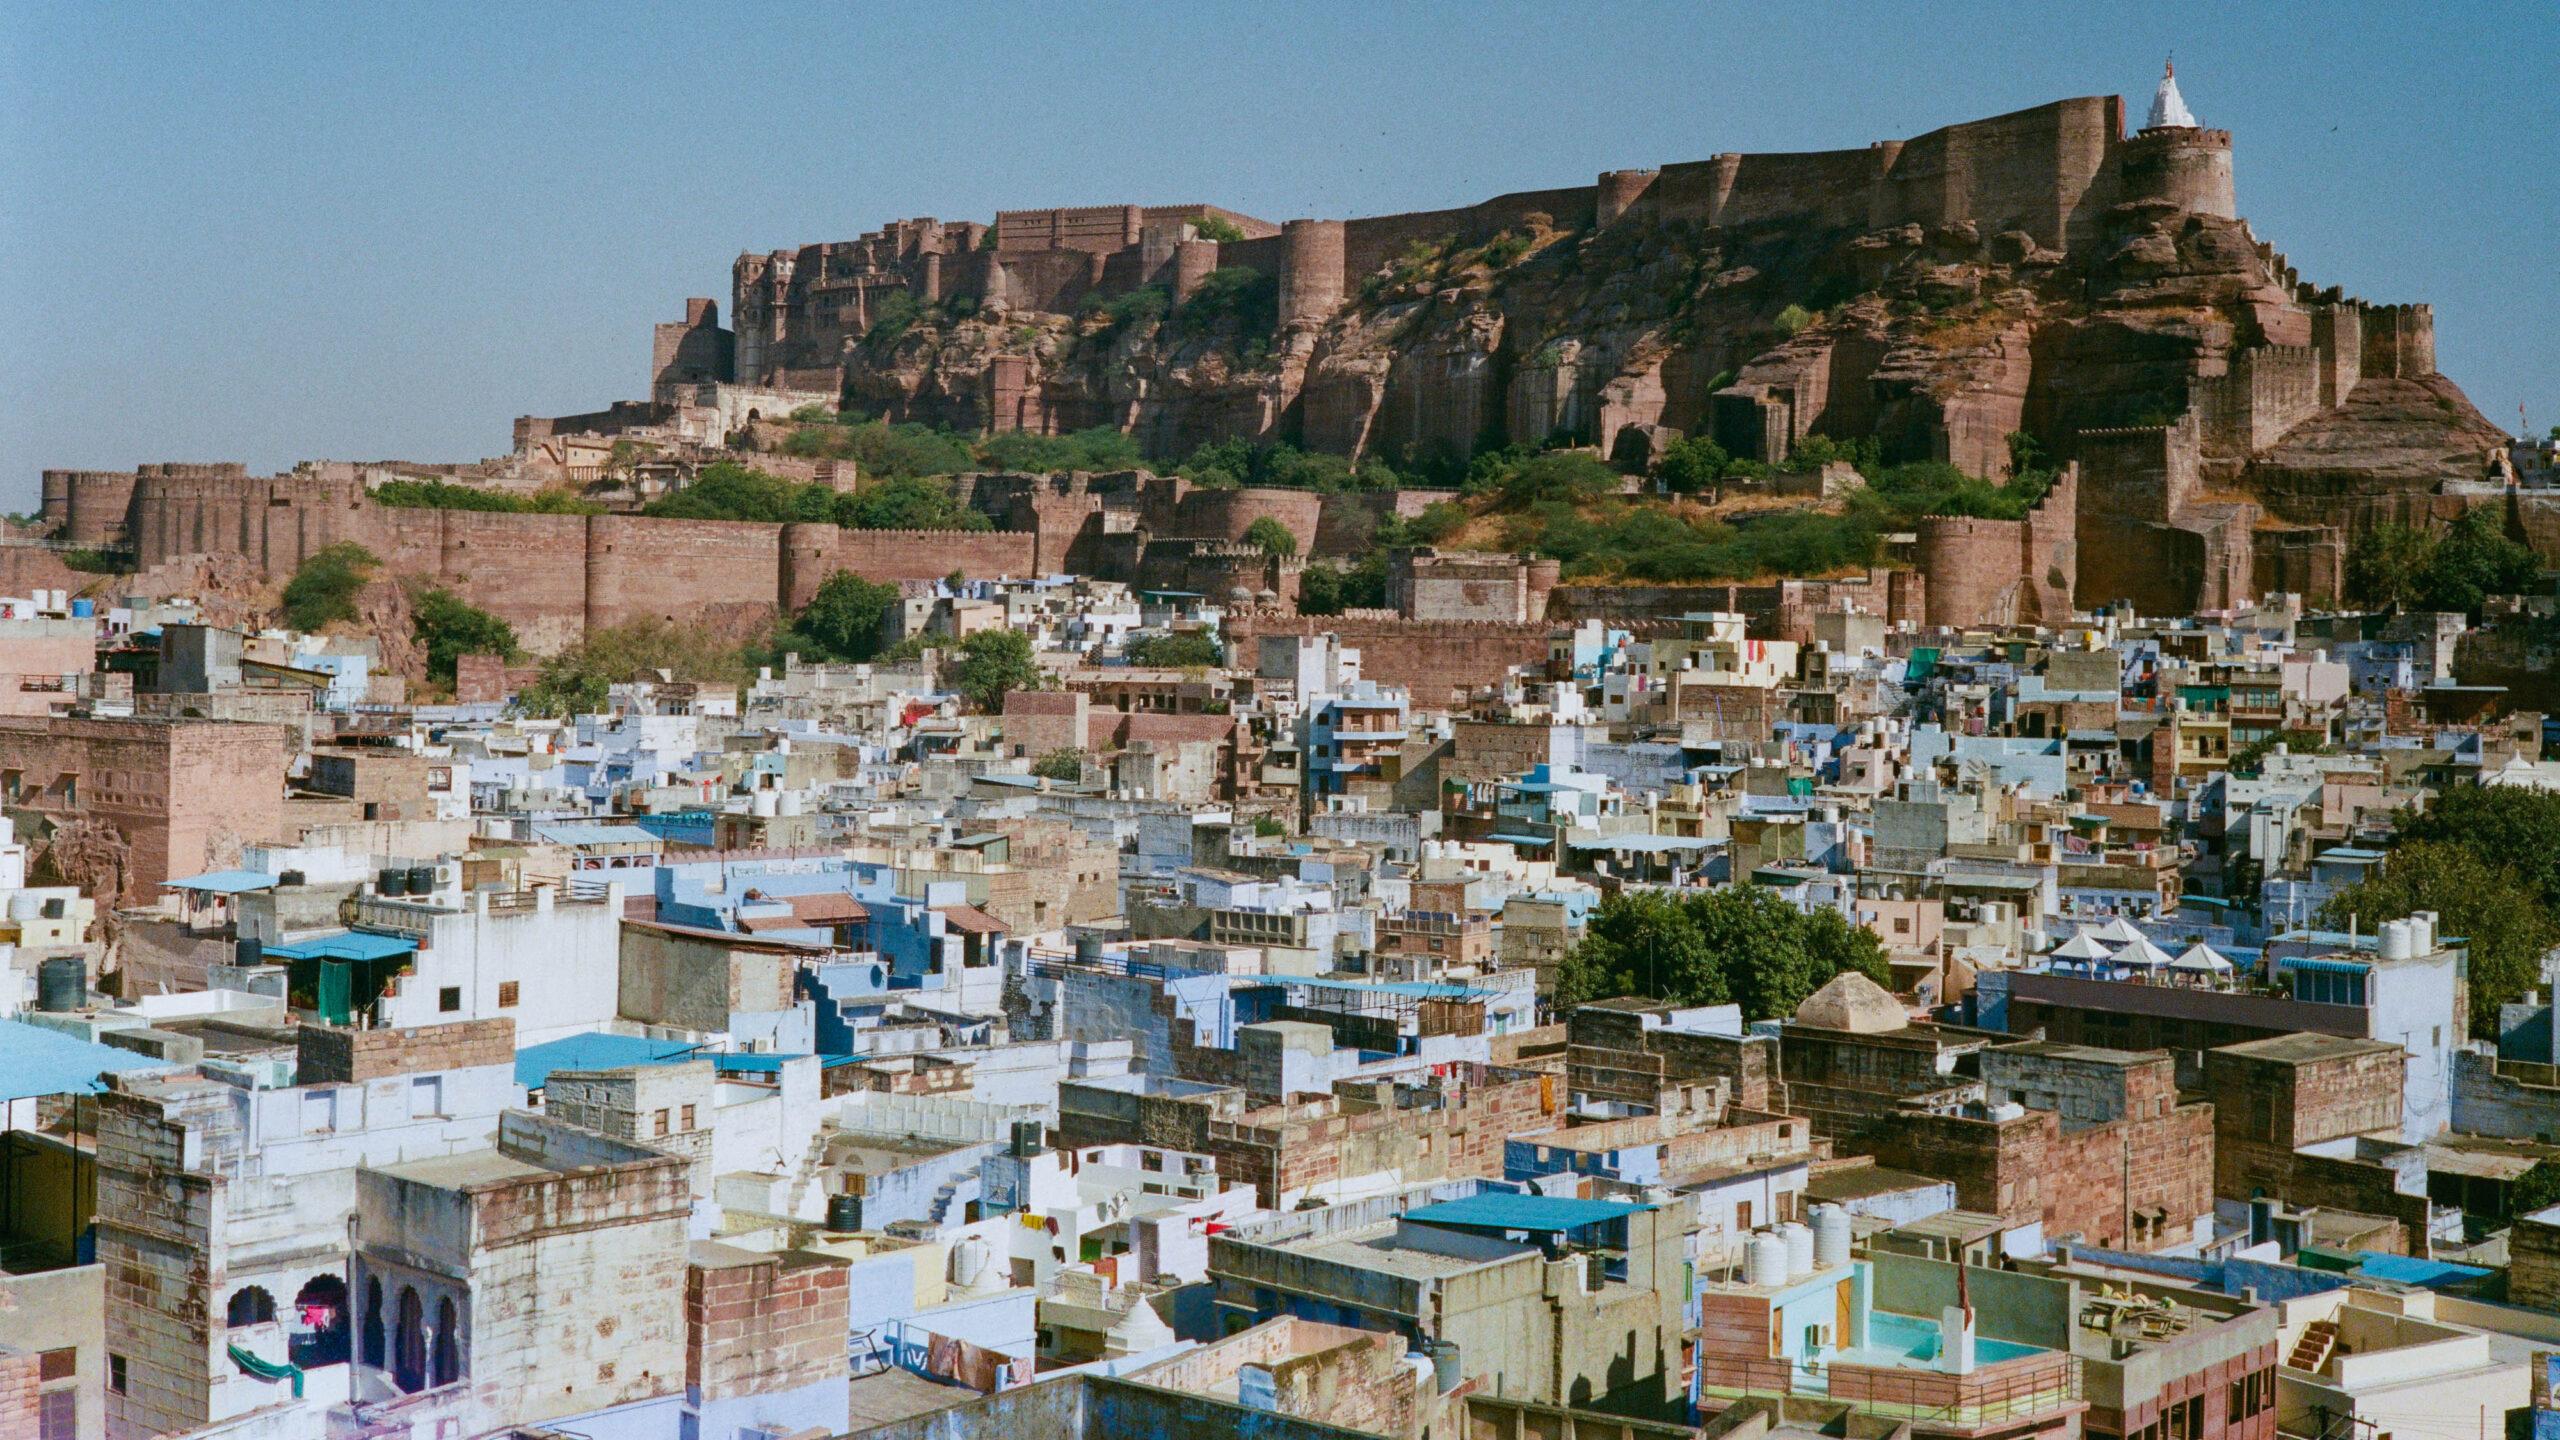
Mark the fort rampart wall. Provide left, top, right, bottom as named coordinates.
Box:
left=118, top=474, right=1038, bottom=651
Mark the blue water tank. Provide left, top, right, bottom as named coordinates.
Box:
left=70, top=599, right=94, bottom=617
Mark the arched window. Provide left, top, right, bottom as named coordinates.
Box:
left=225, top=1286, right=275, bottom=1328
left=361, top=1276, right=385, bottom=1369
left=291, top=1273, right=349, bottom=1368
left=394, top=1287, right=426, bottom=1394
left=432, top=1296, right=461, bottom=1386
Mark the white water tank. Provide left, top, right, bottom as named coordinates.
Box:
left=1779, top=1221, right=1814, bottom=1280
left=7, top=894, right=39, bottom=923
left=1813, top=1204, right=1853, bottom=1268
left=777, top=791, right=805, bottom=816
left=1744, top=1231, right=1789, bottom=1287
left=751, top=790, right=779, bottom=818
left=2380, top=920, right=2413, bottom=961
left=2410, top=911, right=2437, bottom=954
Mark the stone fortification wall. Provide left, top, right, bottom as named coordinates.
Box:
left=120, top=472, right=1036, bottom=652
left=1915, top=463, right=2079, bottom=628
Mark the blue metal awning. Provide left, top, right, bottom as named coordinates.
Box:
left=263, top=931, right=417, bottom=964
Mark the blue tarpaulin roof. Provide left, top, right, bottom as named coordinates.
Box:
left=1406, top=1194, right=1647, bottom=1232
left=164, top=869, right=280, bottom=894
left=263, top=931, right=417, bottom=963
left=0, top=1019, right=168, bottom=1101
left=513, top=1032, right=857, bottom=1089
left=514, top=1033, right=705, bottom=1090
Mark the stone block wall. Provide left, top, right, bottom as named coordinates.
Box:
left=295, top=1018, right=516, bottom=1085
left=2201, top=1042, right=2403, bottom=1201
left=0, top=715, right=292, bottom=907
left=685, top=1250, right=851, bottom=1402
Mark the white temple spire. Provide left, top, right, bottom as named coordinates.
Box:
left=2146, top=57, right=2198, bottom=130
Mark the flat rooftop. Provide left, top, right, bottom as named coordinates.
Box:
left=371, top=1149, right=552, bottom=1189
left=2214, top=1032, right=2401, bottom=1065
left=1268, top=1220, right=1525, bottom=1283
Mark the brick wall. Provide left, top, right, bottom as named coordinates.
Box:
left=0, top=1347, right=39, bottom=1440
left=686, top=1250, right=852, bottom=1400
left=295, top=1018, right=515, bottom=1084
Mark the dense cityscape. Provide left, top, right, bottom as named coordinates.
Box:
left=6, top=51, right=2560, bottom=1440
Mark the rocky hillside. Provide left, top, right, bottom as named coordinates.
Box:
left=835, top=176, right=2511, bottom=544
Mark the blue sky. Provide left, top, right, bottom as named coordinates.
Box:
left=4, top=1, right=2553, bottom=509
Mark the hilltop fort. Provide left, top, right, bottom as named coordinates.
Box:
left=30, top=73, right=2532, bottom=646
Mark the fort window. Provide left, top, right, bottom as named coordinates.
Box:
left=37, top=1348, right=73, bottom=1381
left=292, top=1274, right=349, bottom=1368
left=107, top=1355, right=125, bottom=1394
left=362, top=1277, right=384, bottom=1368
left=393, top=1286, right=425, bottom=1392
left=497, top=980, right=519, bottom=1008
left=432, top=1297, right=460, bottom=1385
left=439, top=986, right=461, bottom=1013
left=227, top=1285, right=276, bottom=1327
left=681, top=1103, right=696, bottom=1129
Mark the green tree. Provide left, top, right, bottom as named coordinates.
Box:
left=1773, top=303, right=1817, bottom=337
left=837, top=476, right=989, bottom=531
left=2422, top=508, right=2541, bottom=617
left=410, top=587, right=518, bottom=685
left=865, top=292, right=924, bottom=348
left=1243, top=516, right=1298, bottom=558
left=978, top=426, right=1145, bottom=474
left=1492, top=452, right=1619, bottom=509
left=2320, top=837, right=2560, bottom=1038
left=1297, top=564, right=1344, bottom=616
left=2516, top=1160, right=2560, bottom=1217
left=950, top=628, right=1041, bottom=712
left=1032, top=748, right=1088, bottom=782
left=1126, top=631, right=1224, bottom=668
left=641, top=462, right=827, bottom=522
left=2392, top=784, right=2560, bottom=912
left=281, top=543, right=379, bottom=632
left=1192, top=214, right=1248, bottom=244
left=785, top=570, right=899, bottom=662
left=1653, top=435, right=1732, bottom=496
left=2345, top=523, right=2436, bottom=611
left=517, top=619, right=752, bottom=718
left=1554, top=887, right=1891, bottom=1016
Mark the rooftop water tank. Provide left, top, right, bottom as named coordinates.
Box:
left=377, top=867, right=409, bottom=897
left=1744, top=1231, right=1789, bottom=1287
left=2380, top=920, right=2412, bottom=961
left=6, top=894, right=38, bottom=923
left=1779, top=1221, right=1815, bottom=1280
left=824, top=1194, right=864, bottom=1233
left=37, top=956, right=85, bottom=1012
left=1430, top=1342, right=1462, bottom=1395
left=1813, top=1204, right=1853, bottom=1268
